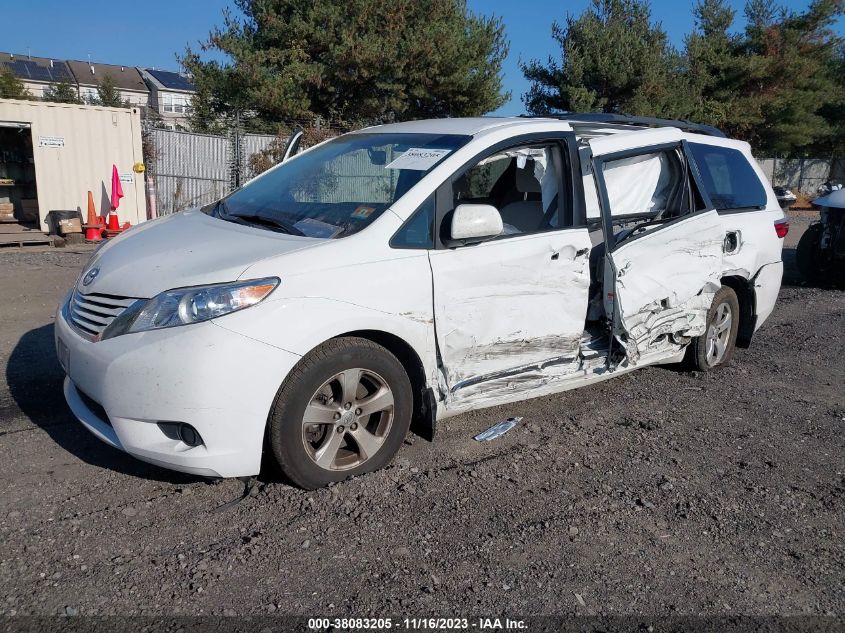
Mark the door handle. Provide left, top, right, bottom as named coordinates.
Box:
left=551, top=247, right=588, bottom=261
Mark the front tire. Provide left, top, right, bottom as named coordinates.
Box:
left=268, top=337, right=412, bottom=489
left=686, top=286, right=740, bottom=371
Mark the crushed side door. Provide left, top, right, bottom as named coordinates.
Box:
left=590, top=130, right=724, bottom=363
left=603, top=211, right=723, bottom=362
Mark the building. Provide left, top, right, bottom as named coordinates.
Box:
left=0, top=52, right=75, bottom=98
left=2, top=52, right=198, bottom=128
left=140, top=68, right=195, bottom=129
left=66, top=60, right=149, bottom=108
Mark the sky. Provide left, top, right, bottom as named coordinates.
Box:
left=2, top=0, right=843, bottom=116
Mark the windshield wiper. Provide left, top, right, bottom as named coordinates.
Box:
left=214, top=201, right=305, bottom=236
left=230, top=213, right=306, bottom=236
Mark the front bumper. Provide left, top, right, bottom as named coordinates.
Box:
left=56, top=299, right=301, bottom=478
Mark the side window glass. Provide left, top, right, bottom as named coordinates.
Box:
left=390, top=195, right=434, bottom=249
left=688, top=143, right=767, bottom=210
left=451, top=145, right=563, bottom=237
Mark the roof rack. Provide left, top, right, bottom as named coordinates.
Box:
left=523, top=112, right=726, bottom=138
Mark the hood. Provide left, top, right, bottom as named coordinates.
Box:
left=77, top=209, right=320, bottom=298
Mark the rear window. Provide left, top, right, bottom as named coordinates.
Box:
left=689, top=143, right=767, bottom=211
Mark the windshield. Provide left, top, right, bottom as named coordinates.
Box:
left=207, top=132, right=471, bottom=238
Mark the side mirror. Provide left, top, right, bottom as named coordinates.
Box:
left=450, top=204, right=503, bottom=243
left=282, top=127, right=304, bottom=162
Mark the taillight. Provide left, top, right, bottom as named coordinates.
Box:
left=774, top=219, right=789, bottom=238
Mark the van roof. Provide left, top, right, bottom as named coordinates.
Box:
left=352, top=114, right=727, bottom=141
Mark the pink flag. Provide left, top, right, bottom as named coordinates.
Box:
left=110, top=164, right=124, bottom=211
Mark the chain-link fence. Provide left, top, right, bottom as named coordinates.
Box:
left=144, top=127, right=277, bottom=216
left=143, top=120, right=352, bottom=216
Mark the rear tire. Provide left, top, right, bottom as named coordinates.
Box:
left=268, top=337, right=412, bottom=490
left=796, top=223, right=826, bottom=283
left=686, top=286, right=740, bottom=372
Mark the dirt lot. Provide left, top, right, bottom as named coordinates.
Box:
left=0, top=213, right=842, bottom=623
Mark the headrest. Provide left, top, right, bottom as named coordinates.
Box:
left=515, top=160, right=541, bottom=193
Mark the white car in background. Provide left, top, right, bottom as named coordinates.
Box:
left=56, top=114, right=787, bottom=489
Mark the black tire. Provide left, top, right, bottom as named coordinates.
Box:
left=686, top=285, right=740, bottom=372
left=268, top=337, right=412, bottom=489
left=796, top=223, right=826, bottom=283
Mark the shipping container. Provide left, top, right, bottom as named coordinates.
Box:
left=0, top=98, right=145, bottom=235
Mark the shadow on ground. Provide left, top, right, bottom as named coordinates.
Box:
left=782, top=246, right=845, bottom=289
left=6, top=323, right=202, bottom=484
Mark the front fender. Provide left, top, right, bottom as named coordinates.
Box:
left=212, top=295, right=438, bottom=383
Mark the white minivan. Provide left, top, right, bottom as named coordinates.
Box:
left=56, top=115, right=787, bottom=489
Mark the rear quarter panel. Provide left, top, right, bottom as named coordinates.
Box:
left=684, top=134, right=785, bottom=322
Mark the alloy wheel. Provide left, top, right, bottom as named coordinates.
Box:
left=301, top=368, right=395, bottom=471
left=705, top=301, right=732, bottom=366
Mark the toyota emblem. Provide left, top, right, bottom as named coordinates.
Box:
left=82, top=267, right=100, bottom=286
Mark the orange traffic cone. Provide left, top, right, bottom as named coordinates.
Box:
left=83, top=191, right=102, bottom=242
left=107, top=213, right=120, bottom=231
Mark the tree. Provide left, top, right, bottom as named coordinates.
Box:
left=0, top=68, right=32, bottom=100
left=524, top=0, right=845, bottom=157
left=187, top=82, right=228, bottom=134
left=521, top=0, right=687, bottom=117
left=816, top=48, right=845, bottom=156
left=43, top=80, right=81, bottom=104
left=85, top=75, right=130, bottom=108
left=734, top=0, right=844, bottom=155
left=682, top=0, right=747, bottom=128
left=183, top=0, right=509, bottom=129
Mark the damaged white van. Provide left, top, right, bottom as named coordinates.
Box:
left=56, top=114, right=787, bottom=489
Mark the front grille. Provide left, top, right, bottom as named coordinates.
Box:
left=68, top=290, right=138, bottom=340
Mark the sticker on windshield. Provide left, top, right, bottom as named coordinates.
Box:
left=351, top=205, right=376, bottom=219
left=385, top=148, right=451, bottom=171
left=293, top=217, right=343, bottom=239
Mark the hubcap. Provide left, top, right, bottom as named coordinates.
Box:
left=301, top=368, right=394, bottom=471
left=705, top=301, right=732, bottom=366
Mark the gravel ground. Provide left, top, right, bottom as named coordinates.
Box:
left=0, top=215, right=842, bottom=622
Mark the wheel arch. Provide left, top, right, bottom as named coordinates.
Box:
left=720, top=274, right=755, bottom=348
left=334, top=330, right=436, bottom=441
left=271, top=329, right=435, bottom=445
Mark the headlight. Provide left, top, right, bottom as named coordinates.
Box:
left=101, top=277, right=279, bottom=340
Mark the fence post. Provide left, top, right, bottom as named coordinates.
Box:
left=230, top=110, right=242, bottom=191
left=798, top=159, right=805, bottom=194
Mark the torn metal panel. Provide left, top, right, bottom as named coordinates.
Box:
left=429, top=229, right=592, bottom=399
left=447, top=333, right=582, bottom=390
left=615, top=293, right=713, bottom=362
left=439, top=341, right=685, bottom=416
left=608, top=210, right=724, bottom=361
left=449, top=353, right=589, bottom=406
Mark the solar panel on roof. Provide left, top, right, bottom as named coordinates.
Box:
left=26, top=62, right=53, bottom=81
left=2, top=58, right=73, bottom=83
left=52, top=66, right=71, bottom=81
left=148, top=68, right=194, bottom=91
left=9, top=60, right=30, bottom=78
